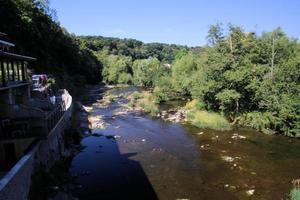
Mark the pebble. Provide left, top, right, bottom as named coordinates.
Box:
left=246, top=189, right=255, bottom=196
left=229, top=185, right=237, bottom=190
left=114, top=135, right=121, bottom=139
left=221, top=156, right=234, bottom=162
left=231, top=133, right=247, bottom=139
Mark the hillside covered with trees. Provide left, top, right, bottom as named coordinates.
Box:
left=79, top=36, right=195, bottom=85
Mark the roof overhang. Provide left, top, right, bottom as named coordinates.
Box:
left=0, top=51, right=37, bottom=61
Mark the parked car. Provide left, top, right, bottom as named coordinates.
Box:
left=32, top=74, right=48, bottom=90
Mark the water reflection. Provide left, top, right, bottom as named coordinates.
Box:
left=289, top=187, right=300, bottom=200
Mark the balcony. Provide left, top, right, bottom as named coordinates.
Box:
left=0, top=52, right=36, bottom=90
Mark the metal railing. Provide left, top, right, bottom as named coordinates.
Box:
left=0, top=101, right=66, bottom=139
left=44, top=101, right=65, bottom=136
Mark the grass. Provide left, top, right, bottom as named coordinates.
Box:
left=187, top=110, right=231, bottom=131
left=128, top=91, right=159, bottom=116
left=185, top=99, right=231, bottom=131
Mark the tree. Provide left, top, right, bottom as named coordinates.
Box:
left=207, top=23, right=224, bottom=45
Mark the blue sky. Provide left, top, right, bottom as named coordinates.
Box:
left=50, top=0, right=300, bottom=46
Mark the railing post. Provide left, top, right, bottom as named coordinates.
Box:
left=1, top=60, right=6, bottom=86
left=6, top=60, right=10, bottom=83
left=16, top=61, right=20, bottom=81
left=21, top=61, right=25, bottom=82
left=11, top=60, right=15, bottom=82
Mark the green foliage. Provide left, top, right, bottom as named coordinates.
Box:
left=99, top=54, right=132, bottom=84
left=79, top=36, right=188, bottom=63
left=128, top=91, right=159, bottom=116
left=184, top=100, right=230, bottom=131
left=215, top=89, right=241, bottom=114
left=237, top=112, right=278, bottom=134
left=132, top=58, right=161, bottom=86
left=153, top=76, right=177, bottom=103
left=132, top=91, right=142, bottom=100
left=187, top=110, right=231, bottom=131
left=175, top=48, right=189, bottom=60
left=172, top=53, right=198, bottom=95
left=167, top=24, right=299, bottom=136
left=80, top=35, right=192, bottom=87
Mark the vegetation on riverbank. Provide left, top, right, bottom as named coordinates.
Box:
left=128, top=91, right=159, bottom=116
left=90, top=24, right=299, bottom=136
left=185, top=100, right=231, bottom=130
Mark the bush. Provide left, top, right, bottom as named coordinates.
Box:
left=187, top=110, right=231, bottom=131
left=128, top=91, right=159, bottom=116
left=132, top=91, right=141, bottom=100
left=185, top=99, right=205, bottom=110
left=153, top=76, right=177, bottom=103
left=237, top=112, right=278, bottom=134
left=144, top=104, right=159, bottom=116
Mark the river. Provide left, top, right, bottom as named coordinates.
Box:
left=69, top=86, right=300, bottom=200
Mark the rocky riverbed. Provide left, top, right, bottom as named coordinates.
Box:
left=69, top=86, right=300, bottom=200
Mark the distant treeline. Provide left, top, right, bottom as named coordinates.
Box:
left=78, top=36, right=198, bottom=85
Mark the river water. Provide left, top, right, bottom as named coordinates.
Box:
left=69, top=86, right=300, bottom=200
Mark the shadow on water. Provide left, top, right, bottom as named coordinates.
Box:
left=70, top=133, right=158, bottom=200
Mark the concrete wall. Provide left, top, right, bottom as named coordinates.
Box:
left=0, top=138, right=36, bottom=171
left=0, top=145, right=36, bottom=200
left=0, top=104, right=73, bottom=200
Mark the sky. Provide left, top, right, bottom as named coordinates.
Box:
left=50, top=0, right=300, bottom=47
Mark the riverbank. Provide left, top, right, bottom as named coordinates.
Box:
left=126, top=91, right=232, bottom=132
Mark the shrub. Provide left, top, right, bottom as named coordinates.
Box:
left=128, top=91, right=159, bottom=116
left=237, top=112, right=278, bottom=134
left=185, top=99, right=205, bottom=110
left=132, top=92, right=141, bottom=100
left=187, top=110, right=231, bottom=131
